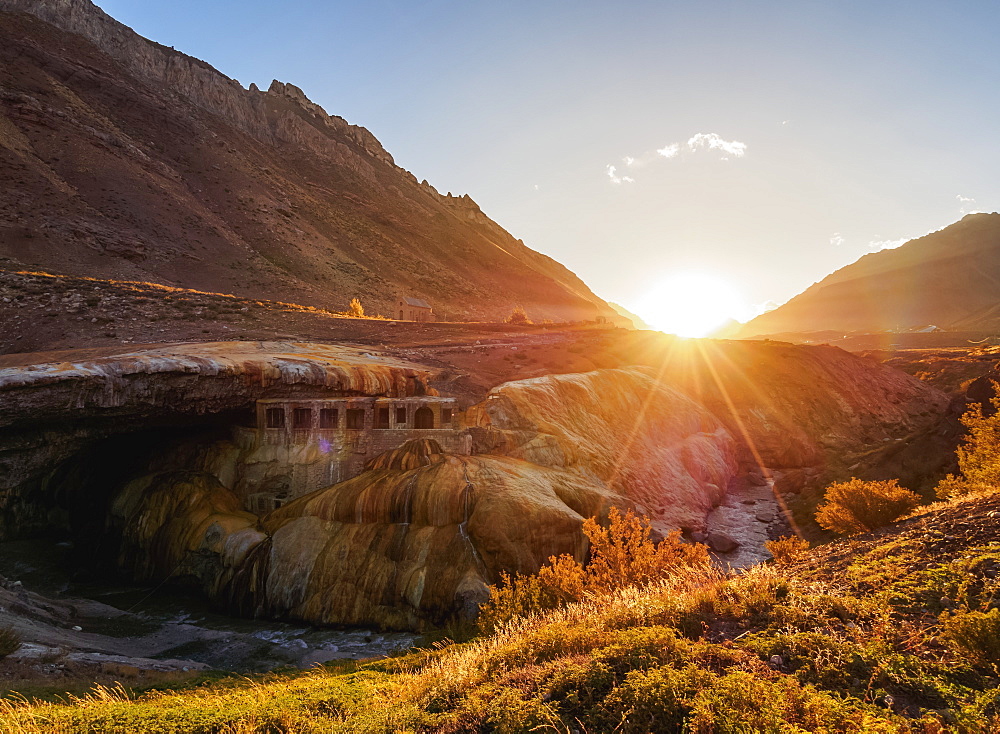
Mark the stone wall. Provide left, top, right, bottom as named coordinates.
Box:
left=223, top=397, right=471, bottom=513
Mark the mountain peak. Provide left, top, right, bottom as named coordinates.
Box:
left=0, top=0, right=621, bottom=324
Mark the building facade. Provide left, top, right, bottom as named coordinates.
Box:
left=231, top=396, right=470, bottom=514
left=397, top=297, right=433, bottom=322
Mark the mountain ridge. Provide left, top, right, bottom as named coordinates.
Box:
left=738, top=212, right=1000, bottom=337
left=0, top=0, right=621, bottom=323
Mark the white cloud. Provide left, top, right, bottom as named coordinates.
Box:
left=868, top=238, right=906, bottom=251
left=606, top=165, right=634, bottom=185
left=533, top=184, right=540, bottom=191
left=605, top=132, right=746, bottom=185
left=656, top=143, right=680, bottom=159
left=830, top=233, right=845, bottom=247
left=957, top=194, right=982, bottom=215
left=687, top=132, right=747, bottom=158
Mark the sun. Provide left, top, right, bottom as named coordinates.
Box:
left=634, top=272, right=745, bottom=338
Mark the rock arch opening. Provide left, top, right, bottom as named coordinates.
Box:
left=2, top=412, right=250, bottom=582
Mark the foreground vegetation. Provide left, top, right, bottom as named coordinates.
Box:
left=2, top=493, right=999, bottom=733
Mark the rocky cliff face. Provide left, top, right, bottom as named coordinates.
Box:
left=0, top=341, right=436, bottom=538
left=0, top=0, right=620, bottom=324
left=103, top=368, right=738, bottom=629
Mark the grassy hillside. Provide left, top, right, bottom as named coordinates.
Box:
left=3, top=493, right=999, bottom=733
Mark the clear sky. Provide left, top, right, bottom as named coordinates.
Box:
left=96, top=0, right=1000, bottom=332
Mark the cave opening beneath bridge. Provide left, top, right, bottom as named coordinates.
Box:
left=4, top=408, right=253, bottom=587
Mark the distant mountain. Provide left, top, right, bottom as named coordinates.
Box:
left=607, top=302, right=647, bottom=330
left=0, top=0, right=621, bottom=324
left=738, top=213, right=1000, bottom=338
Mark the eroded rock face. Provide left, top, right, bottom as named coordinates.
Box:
left=0, top=342, right=436, bottom=539
left=101, top=368, right=740, bottom=629
left=467, top=367, right=739, bottom=534
left=0, top=341, right=953, bottom=631
left=654, top=340, right=951, bottom=476
left=104, top=439, right=628, bottom=629
left=247, top=450, right=620, bottom=628
left=111, top=471, right=262, bottom=583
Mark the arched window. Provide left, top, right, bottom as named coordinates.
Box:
left=414, top=406, right=434, bottom=429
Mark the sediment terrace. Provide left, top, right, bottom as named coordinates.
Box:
left=0, top=337, right=958, bottom=632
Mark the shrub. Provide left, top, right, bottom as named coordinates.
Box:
left=814, top=478, right=920, bottom=535
left=348, top=297, right=365, bottom=318
left=580, top=508, right=710, bottom=593
left=935, top=395, right=1000, bottom=498
left=934, top=473, right=982, bottom=500
left=0, top=626, right=20, bottom=659
left=940, top=608, right=1000, bottom=667
left=480, top=508, right=711, bottom=631
left=504, top=306, right=531, bottom=325
left=765, top=535, right=810, bottom=566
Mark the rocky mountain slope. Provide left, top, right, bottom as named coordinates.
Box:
left=0, top=0, right=621, bottom=324
left=738, top=213, right=1000, bottom=338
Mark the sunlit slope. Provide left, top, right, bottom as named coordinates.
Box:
left=0, top=0, right=621, bottom=324
left=739, top=213, right=1000, bottom=336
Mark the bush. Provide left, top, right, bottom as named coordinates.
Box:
left=814, top=478, right=920, bottom=535
left=348, top=297, right=364, bottom=318
left=940, top=608, right=1000, bottom=667
left=934, top=473, right=982, bottom=500
left=480, top=508, right=711, bottom=631
left=935, top=395, right=1000, bottom=498
left=765, top=535, right=810, bottom=566
left=0, top=626, right=20, bottom=659
left=504, top=306, right=531, bottom=325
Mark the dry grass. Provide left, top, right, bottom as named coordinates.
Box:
left=4, top=504, right=1000, bottom=732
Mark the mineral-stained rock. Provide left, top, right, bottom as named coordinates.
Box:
left=110, top=471, right=261, bottom=583
left=0, top=339, right=953, bottom=630
left=0, top=341, right=437, bottom=539
left=101, top=367, right=740, bottom=629
left=242, top=452, right=624, bottom=628
left=466, top=367, right=739, bottom=534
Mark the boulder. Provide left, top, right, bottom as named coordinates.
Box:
left=707, top=531, right=740, bottom=553
left=773, top=469, right=809, bottom=495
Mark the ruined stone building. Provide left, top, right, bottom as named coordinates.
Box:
left=231, top=396, right=469, bottom=514
left=398, top=297, right=433, bottom=322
